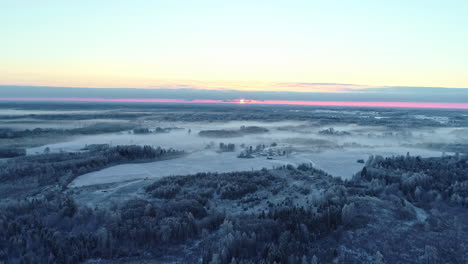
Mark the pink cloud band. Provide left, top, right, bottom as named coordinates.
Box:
left=0, top=97, right=467, bottom=109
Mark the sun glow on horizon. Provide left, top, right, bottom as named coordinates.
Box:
left=1, top=97, right=468, bottom=110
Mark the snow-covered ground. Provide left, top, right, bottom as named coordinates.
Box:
left=18, top=120, right=448, bottom=187
left=294, top=147, right=445, bottom=178
left=69, top=150, right=306, bottom=187
left=33, top=120, right=446, bottom=206
left=69, top=146, right=445, bottom=187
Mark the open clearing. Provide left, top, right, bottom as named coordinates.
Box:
left=70, top=146, right=444, bottom=187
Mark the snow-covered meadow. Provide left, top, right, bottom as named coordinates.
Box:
left=70, top=146, right=445, bottom=188
left=51, top=120, right=451, bottom=188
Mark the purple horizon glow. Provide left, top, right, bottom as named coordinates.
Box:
left=1, top=97, right=468, bottom=109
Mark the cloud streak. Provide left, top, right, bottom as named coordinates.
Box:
left=1, top=97, right=468, bottom=109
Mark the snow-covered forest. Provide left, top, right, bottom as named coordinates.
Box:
left=0, top=102, right=467, bottom=263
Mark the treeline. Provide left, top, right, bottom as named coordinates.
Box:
left=199, top=130, right=243, bottom=138
left=133, top=127, right=179, bottom=134
left=318, top=127, right=351, bottom=136
left=238, top=143, right=290, bottom=159
left=0, top=112, right=149, bottom=120
left=239, top=126, right=269, bottom=134
left=355, top=154, right=468, bottom=207
left=204, top=142, right=236, bottom=152
left=218, top=142, right=236, bottom=152
left=199, top=126, right=269, bottom=138
left=0, top=123, right=135, bottom=139
left=145, top=168, right=288, bottom=201
left=147, top=107, right=468, bottom=128
left=0, top=145, right=183, bottom=198
left=0, top=148, right=26, bottom=158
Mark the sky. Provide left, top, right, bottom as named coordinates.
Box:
left=1, top=0, right=468, bottom=93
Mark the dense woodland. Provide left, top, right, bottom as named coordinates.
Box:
left=0, top=148, right=26, bottom=158
left=2, top=102, right=468, bottom=128
left=318, top=127, right=351, bottom=136
left=0, top=123, right=135, bottom=139
left=0, top=103, right=467, bottom=263
left=132, top=127, right=179, bottom=134
left=199, top=126, right=269, bottom=138
left=1, top=153, right=467, bottom=263
left=237, top=143, right=290, bottom=159
left=0, top=145, right=183, bottom=199
left=199, top=130, right=243, bottom=138
left=356, top=154, right=468, bottom=207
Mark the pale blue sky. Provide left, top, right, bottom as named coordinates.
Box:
left=1, top=0, right=467, bottom=90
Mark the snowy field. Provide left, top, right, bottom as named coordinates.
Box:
left=17, top=120, right=449, bottom=187
left=69, top=150, right=306, bottom=187
left=294, top=146, right=445, bottom=178
left=69, top=146, right=445, bottom=188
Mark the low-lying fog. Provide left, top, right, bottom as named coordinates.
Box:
left=22, top=120, right=463, bottom=188
left=28, top=120, right=465, bottom=153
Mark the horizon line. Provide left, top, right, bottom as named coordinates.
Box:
left=1, top=97, right=468, bottom=110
